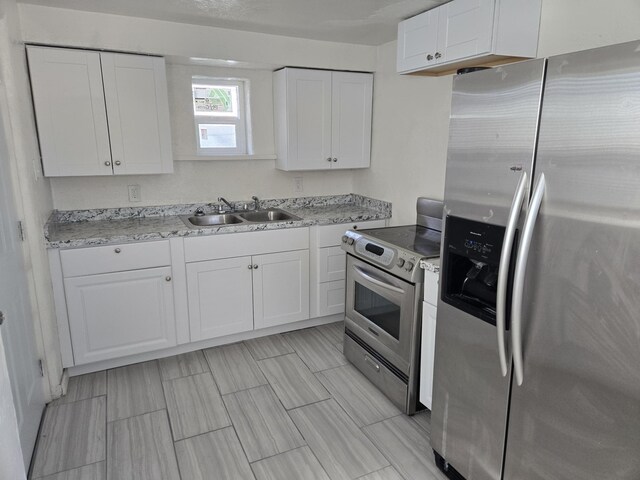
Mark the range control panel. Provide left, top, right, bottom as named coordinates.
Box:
left=341, top=230, right=422, bottom=283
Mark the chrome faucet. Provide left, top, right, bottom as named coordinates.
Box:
left=218, top=197, right=234, bottom=212
left=251, top=196, right=260, bottom=211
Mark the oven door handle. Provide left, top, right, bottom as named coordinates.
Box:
left=352, top=266, right=404, bottom=294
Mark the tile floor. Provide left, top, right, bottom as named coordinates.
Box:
left=30, top=321, right=447, bottom=480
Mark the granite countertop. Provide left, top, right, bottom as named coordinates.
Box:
left=420, top=258, right=440, bottom=274
left=45, top=194, right=392, bottom=249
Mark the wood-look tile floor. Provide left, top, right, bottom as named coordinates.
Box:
left=31, top=322, right=447, bottom=480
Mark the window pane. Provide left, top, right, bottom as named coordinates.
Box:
left=198, top=124, right=237, bottom=149
left=193, top=85, right=238, bottom=117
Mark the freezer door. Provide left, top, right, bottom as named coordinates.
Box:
left=431, top=59, right=546, bottom=480
left=504, top=41, right=640, bottom=479
left=442, top=59, right=545, bottom=226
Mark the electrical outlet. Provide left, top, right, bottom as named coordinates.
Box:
left=128, top=184, right=141, bottom=202
left=294, top=176, right=304, bottom=193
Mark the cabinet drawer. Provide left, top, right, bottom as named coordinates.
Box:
left=423, top=268, right=439, bottom=305
left=60, top=240, right=171, bottom=277
left=317, top=220, right=386, bottom=248
left=318, top=280, right=346, bottom=317
left=318, top=246, right=346, bottom=282
left=184, top=228, right=309, bottom=263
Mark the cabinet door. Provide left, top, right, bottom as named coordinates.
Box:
left=64, top=267, right=176, bottom=364
left=253, top=250, right=310, bottom=329
left=27, top=46, right=113, bottom=177
left=436, top=0, right=495, bottom=64
left=396, top=8, right=440, bottom=73
left=187, top=257, right=253, bottom=341
left=318, top=280, right=346, bottom=317
left=419, top=301, right=437, bottom=409
left=331, top=72, right=373, bottom=169
left=101, top=53, right=173, bottom=175
left=285, top=69, right=332, bottom=170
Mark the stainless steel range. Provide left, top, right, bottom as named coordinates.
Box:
left=341, top=198, right=443, bottom=414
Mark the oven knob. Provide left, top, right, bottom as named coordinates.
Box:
left=405, top=261, right=414, bottom=271
left=347, top=238, right=355, bottom=245
left=341, top=235, right=348, bottom=243
left=396, top=258, right=405, bottom=268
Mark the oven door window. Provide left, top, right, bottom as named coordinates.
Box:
left=354, top=281, right=401, bottom=340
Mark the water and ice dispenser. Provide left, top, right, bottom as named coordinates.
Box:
left=441, top=216, right=514, bottom=326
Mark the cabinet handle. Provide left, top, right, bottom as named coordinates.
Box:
left=332, top=158, right=338, bottom=163
left=253, top=264, right=259, bottom=269
left=326, top=157, right=332, bottom=162
left=435, top=52, right=442, bottom=59
left=426, top=54, right=434, bottom=61
left=165, top=276, right=172, bottom=282
left=104, top=161, right=111, bottom=166
left=114, top=248, right=121, bottom=254
left=114, top=160, right=122, bottom=166
left=248, top=265, right=253, bottom=269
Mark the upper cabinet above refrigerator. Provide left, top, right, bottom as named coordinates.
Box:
left=273, top=68, right=373, bottom=171
left=27, top=46, right=173, bottom=177
left=397, top=0, right=542, bottom=75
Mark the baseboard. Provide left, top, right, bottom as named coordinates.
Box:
left=66, top=314, right=344, bottom=376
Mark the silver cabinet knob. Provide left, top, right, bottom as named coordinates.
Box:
left=332, top=158, right=337, bottom=163
left=248, top=265, right=253, bottom=269
left=165, top=276, right=172, bottom=282
left=253, top=264, right=259, bottom=269
left=114, top=160, right=122, bottom=166
left=435, top=52, right=442, bottom=59
left=105, top=161, right=111, bottom=166
left=326, top=157, right=332, bottom=162
left=114, top=248, right=121, bottom=254
left=426, top=54, right=434, bottom=61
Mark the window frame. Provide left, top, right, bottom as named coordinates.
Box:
left=192, top=77, right=249, bottom=156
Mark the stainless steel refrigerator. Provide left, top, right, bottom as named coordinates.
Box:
left=431, top=41, right=640, bottom=480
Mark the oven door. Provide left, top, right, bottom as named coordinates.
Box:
left=345, top=255, right=417, bottom=374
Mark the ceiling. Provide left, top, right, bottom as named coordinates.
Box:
left=17, top=0, right=450, bottom=46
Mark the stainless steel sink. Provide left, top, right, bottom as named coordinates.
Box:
left=182, top=214, right=244, bottom=227
left=237, top=208, right=301, bottom=223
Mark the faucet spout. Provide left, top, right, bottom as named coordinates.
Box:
left=251, top=196, right=260, bottom=211
left=218, top=197, right=234, bottom=212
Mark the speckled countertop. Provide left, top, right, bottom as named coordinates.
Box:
left=420, top=258, right=440, bottom=274
left=45, top=194, right=392, bottom=249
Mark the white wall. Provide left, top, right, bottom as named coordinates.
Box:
left=353, top=42, right=452, bottom=225
left=19, top=4, right=375, bottom=210
left=356, top=0, right=640, bottom=225
left=49, top=62, right=356, bottom=209
left=0, top=0, right=60, bottom=400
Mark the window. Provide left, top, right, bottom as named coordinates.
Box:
left=192, top=78, right=249, bottom=155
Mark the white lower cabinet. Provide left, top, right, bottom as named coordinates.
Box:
left=187, top=250, right=310, bottom=340
left=310, top=220, right=387, bottom=318
left=184, top=229, right=311, bottom=341
left=64, top=266, right=177, bottom=364
left=420, top=301, right=437, bottom=410
left=419, top=267, right=439, bottom=410
left=186, top=256, right=254, bottom=341
left=253, top=250, right=310, bottom=329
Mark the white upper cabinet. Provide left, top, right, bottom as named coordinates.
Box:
left=27, top=46, right=173, bottom=177
left=274, top=68, right=373, bottom=171
left=26, top=47, right=113, bottom=176
left=100, top=53, right=173, bottom=175
left=397, top=0, right=542, bottom=75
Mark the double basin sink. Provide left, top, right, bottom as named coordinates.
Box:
left=181, top=208, right=302, bottom=228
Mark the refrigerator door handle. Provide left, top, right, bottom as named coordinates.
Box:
left=496, top=170, right=528, bottom=376
left=512, top=173, right=546, bottom=386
